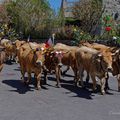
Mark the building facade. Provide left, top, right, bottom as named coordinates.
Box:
left=103, top=0, right=120, bottom=20
left=61, top=0, right=120, bottom=20
left=61, top=0, right=79, bottom=18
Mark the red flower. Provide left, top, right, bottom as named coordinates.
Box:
left=105, top=27, right=112, bottom=31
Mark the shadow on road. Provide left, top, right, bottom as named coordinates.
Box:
left=2, top=77, right=49, bottom=94
left=47, top=76, right=114, bottom=98
left=14, top=67, right=21, bottom=71
left=2, top=79, right=34, bottom=94
left=5, top=61, right=14, bottom=65
left=47, top=76, right=93, bottom=99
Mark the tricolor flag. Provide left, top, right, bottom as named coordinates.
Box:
left=45, top=38, right=53, bottom=48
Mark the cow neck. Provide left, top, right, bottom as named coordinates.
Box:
left=99, top=61, right=106, bottom=74
left=28, top=42, right=34, bottom=50
left=31, top=51, right=37, bottom=68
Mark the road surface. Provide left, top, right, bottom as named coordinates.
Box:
left=0, top=63, right=120, bottom=120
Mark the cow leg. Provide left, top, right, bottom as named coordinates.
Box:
left=11, top=54, right=14, bottom=61
left=86, top=71, right=90, bottom=85
left=79, top=68, right=84, bottom=87
left=105, top=73, right=110, bottom=90
left=100, top=77, right=106, bottom=95
left=117, top=74, right=120, bottom=92
left=36, top=73, right=41, bottom=90
left=43, top=70, right=48, bottom=85
left=74, top=69, right=79, bottom=87
left=75, top=68, right=84, bottom=87
left=72, top=67, right=78, bottom=83
left=90, top=74, right=97, bottom=91
left=20, top=69, right=25, bottom=83
left=0, top=64, right=4, bottom=72
left=15, top=56, right=19, bottom=63
left=62, top=66, right=70, bottom=75
left=55, top=66, right=61, bottom=88
left=26, top=72, right=31, bottom=85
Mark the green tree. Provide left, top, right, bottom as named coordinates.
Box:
left=5, top=0, right=54, bottom=39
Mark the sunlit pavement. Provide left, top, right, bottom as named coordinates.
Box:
left=0, top=63, right=120, bottom=120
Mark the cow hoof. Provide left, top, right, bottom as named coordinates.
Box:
left=56, top=84, right=61, bottom=88
left=74, top=82, right=79, bottom=87
left=36, top=86, right=41, bottom=90
left=101, top=91, right=105, bottom=95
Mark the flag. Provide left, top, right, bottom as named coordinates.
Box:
left=45, top=38, right=53, bottom=48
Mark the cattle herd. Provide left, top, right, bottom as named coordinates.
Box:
left=0, top=39, right=120, bottom=95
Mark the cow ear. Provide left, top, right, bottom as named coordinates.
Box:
left=112, top=49, right=120, bottom=56
left=112, top=50, right=120, bottom=61
left=33, top=49, right=36, bottom=54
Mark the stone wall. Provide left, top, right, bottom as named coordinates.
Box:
left=103, top=0, right=120, bottom=20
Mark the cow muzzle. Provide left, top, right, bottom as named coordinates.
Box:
left=58, top=62, right=63, bottom=67
left=107, top=67, right=113, bottom=72
left=36, top=61, right=42, bottom=66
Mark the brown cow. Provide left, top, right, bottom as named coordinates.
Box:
left=18, top=47, right=45, bottom=90
left=81, top=42, right=120, bottom=91
left=0, top=39, right=10, bottom=46
left=14, top=40, right=26, bottom=50
left=54, top=43, right=79, bottom=85
left=17, top=42, right=45, bottom=89
left=110, top=49, right=120, bottom=91
left=43, top=47, right=65, bottom=87
left=0, top=46, right=6, bottom=72
left=75, top=46, right=114, bottom=95
left=1, top=41, right=17, bottom=62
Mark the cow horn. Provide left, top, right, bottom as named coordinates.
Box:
left=115, top=49, right=120, bottom=53
left=112, top=50, right=120, bottom=56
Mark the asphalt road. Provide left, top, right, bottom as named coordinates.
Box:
left=0, top=63, right=120, bottom=120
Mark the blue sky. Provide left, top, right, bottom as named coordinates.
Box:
left=48, top=0, right=78, bottom=12
left=49, top=0, right=61, bottom=12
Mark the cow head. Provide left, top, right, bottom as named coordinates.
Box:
left=33, top=48, right=45, bottom=67
left=51, top=50, right=68, bottom=67
left=15, top=40, right=26, bottom=50
left=111, top=49, right=120, bottom=62
left=94, top=52, right=113, bottom=73
left=94, top=53, right=112, bottom=72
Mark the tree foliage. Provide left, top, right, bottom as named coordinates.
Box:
left=5, top=0, right=54, bottom=39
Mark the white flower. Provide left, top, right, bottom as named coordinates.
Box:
left=113, top=36, right=117, bottom=40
